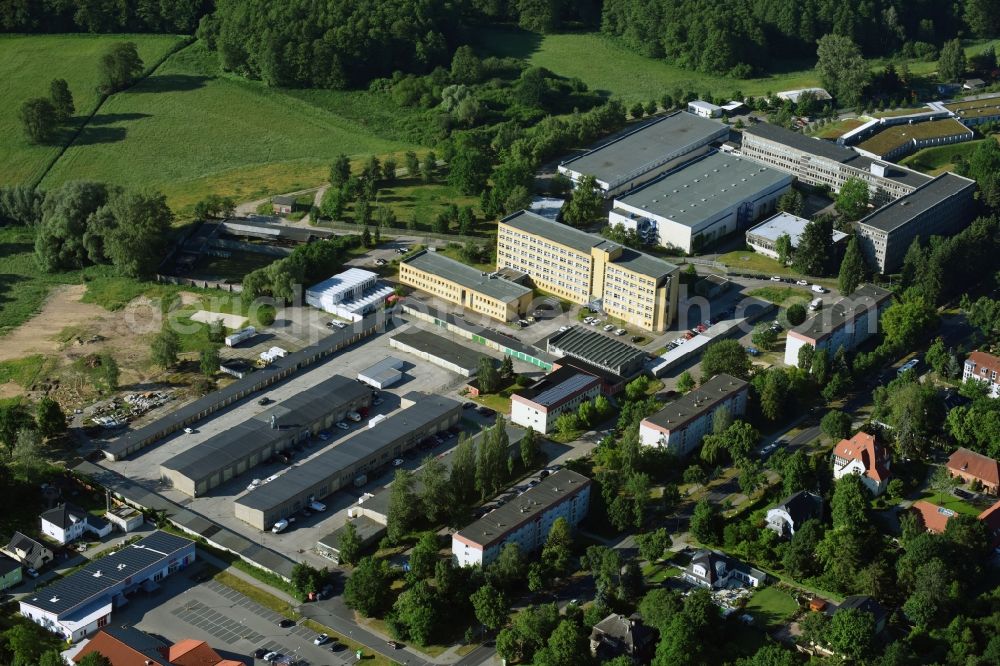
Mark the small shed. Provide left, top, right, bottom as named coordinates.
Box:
left=105, top=505, right=144, bottom=533
left=272, top=195, right=296, bottom=215
left=316, top=516, right=386, bottom=563
left=357, top=357, right=405, bottom=389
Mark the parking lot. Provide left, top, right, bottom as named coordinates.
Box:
left=115, top=566, right=359, bottom=666
left=103, top=317, right=525, bottom=567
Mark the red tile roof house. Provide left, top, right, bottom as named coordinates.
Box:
left=963, top=350, right=1000, bottom=397
left=831, top=432, right=891, bottom=496
left=910, top=500, right=957, bottom=534
left=946, top=448, right=1000, bottom=494
left=73, top=627, right=245, bottom=666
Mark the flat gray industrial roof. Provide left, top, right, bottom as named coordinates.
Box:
left=857, top=172, right=976, bottom=234
left=402, top=250, right=532, bottom=302
left=748, top=212, right=848, bottom=246
left=318, top=515, right=385, bottom=550
left=455, top=469, right=592, bottom=548
left=358, top=357, right=404, bottom=385
left=851, top=156, right=932, bottom=189
left=390, top=328, right=484, bottom=373
left=743, top=122, right=859, bottom=163
left=21, top=531, right=192, bottom=615
left=615, top=153, right=791, bottom=227
left=643, top=373, right=747, bottom=431
left=235, top=394, right=460, bottom=512
left=527, top=369, right=599, bottom=408
left=789, top=284, right=893, bottom=341
left=105, top=313, right=382, bottom=459
left=548, top=326, right=647, bottom=372
left=161, top=375, right=368, bottom=480
left=501, top=210, right=678, bottom=279
left=561, top=112, right=728, bottom=186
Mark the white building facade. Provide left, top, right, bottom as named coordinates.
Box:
left=305, top=268, right=394, bottom=322
left=784, top=285, right=893, bottom=367
left=964, top=351, right=1000, bottom=398
left=40, top=504, right=112, bottom=545
left=452, top=470, right=591, bottom=567
left=638, top=374, right=748, bottom=455
left=510, top=371, right=601, bottom=435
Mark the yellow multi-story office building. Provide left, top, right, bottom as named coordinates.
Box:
left=399, top=249, right=534, bottom=322
left=497, top=211, right=679, bottom=332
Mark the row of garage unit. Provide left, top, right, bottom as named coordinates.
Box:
left=159, top=375, right=371, bottom=497
left=234, top=392, right=462, bottom=530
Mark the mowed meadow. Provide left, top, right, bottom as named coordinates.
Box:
left=0, top=33, right=184, bottom=185
left=41, top=42, right=416, bottom=214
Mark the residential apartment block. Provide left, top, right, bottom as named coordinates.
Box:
left=452, top=469, right=591, bottom=567
left=740, top=122, right=931, bottom=206
left=638, top=374, right=749, bottom=455
left=558, top=111, right=729, bottom=197
left=399, top=250, right=533, bottom=322
left=832, top=432, right=891, bottom=496
left=784, top=285, right=893, bottom=367
left=609, top=151, right=793, bottom=253
left=510, top=367, right=602, bottom=434
left=963, top=350, right=1000, bottom=398
left=854, top=172, right=977, bottom=274
left=498, top=210, right=679, bottom=332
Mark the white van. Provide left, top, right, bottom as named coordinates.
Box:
left=811, top=284, right=827, bottom=294
left=809, top=298, right=822, bottom=311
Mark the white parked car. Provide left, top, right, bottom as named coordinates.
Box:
left=346, top=411, right=362, bottom=422
left=796, top=279, right=809, bottom=286
left=615, top=328, right=626, bottom=336
left=183, top=427, right=194, bottom=434
left=309, top=500, right=326, bottom=512
left=770, top=276, right=782, bottom=282
left=335, top=421, right=350, bottom=430
left=558, top=325, right=569, bottom=332
left=811, top=284, right=827, bottom=293
left=271, top=519, right=289, bottom=534
left=603, top=324, right=614, bottom=332
left=393, top=458, right=404, bottom=466
left=314, top=634, right=330, bottom=645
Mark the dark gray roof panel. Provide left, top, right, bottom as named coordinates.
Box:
left=501, top=210, right=605, bottom=254
left=743, top=123, right=860, bottom=163
left=643, top=374, right=748, bottom=430
left=547, top=326, right=647, bottom=373
left=856, top=172, right=976, bottom=234
left=402, top=250, right=532, bottom=302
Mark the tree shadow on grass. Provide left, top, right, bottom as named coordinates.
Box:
left=70, top=112, right=153, bottom=146
left=0, top=273, right=28, bottom=308
left=133, top=73, right=211, bottom=94
left=88, top=112, right=153, bottom=125
left=473, top=26, right=543, bottom=61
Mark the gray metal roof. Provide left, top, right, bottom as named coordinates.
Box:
left=454, top=469, right=592, bottom=548
left=789, top=284, right=893, bottom=341
left=643, top=373, right=748, bottom=431
left=856, top=172, right=977, bottom=234
left=561, top=112, right=729, bottom=187
left=529, top=371, right=599, bottom=408
left=358, top=357, right=404, bottom=384
left=612, top=247, right=679, bottom=280
left=272, top=195, right=296, bottom=205
left=104, top=314, right=382, bottom=459
left=501, top=209, right=606, bottom=254
left=402, top=250, right=532, bottom=302
left=390, top=328, right=484, bottom=373
left=22, top=531, right=193, bottom=616
left=743, top=123, right=859, bottom=163
left=317, top=515, right=385, bottom=551
left=547, top=326, right=647, bottom=373
left=161, top=375, right=368, bottom=480
left=850, top=156, right=932, bottom=188
left=235, top=394, right=461, bottom=512
left=615, top=152, right=791, bottom=227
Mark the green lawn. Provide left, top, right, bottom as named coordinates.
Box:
left=475, top=29, right=1000, bottom=104
left=0, top=33, right=185, bottom=186
left=744, top=587, right=799, bottom=630
left=812, top=118, right=865, bottom=139
left=900, top=137, right=995, bottom=175
left=0, top=355, right=49, bottom=387
left=919, top=492, right=984, bottom=517
left=717, top=251, right=794, bottom=276
left=749, top=286, right=811, bottom=305
left=349, top=177, right=483, bottom=230
left=0, top=227, right=85, bottom=334
left=42, top=41, right=415, bottom=215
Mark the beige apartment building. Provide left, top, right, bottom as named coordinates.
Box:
left=497, top=210, right=679, bottom=332
left=399, top=250, right=533, bottom=322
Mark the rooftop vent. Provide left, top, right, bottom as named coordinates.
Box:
left=50, top=596, right=59, bottom=603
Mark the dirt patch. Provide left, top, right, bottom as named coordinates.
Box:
left=0, top=382, right=23, bottom=400
left=0, top=285, right=108, bottom=362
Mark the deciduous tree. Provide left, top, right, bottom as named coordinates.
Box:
left=19, top=98, right=57, bottom=144
left=97, top=41, right=143, bottom=94
left=345, top=557, right=394, bottom=617
left=835, top=178, right=870, bottom=221
left=49, top=78, right=74, bottom=122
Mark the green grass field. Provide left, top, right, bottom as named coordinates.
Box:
left=900, top=137, right=997, bottom=174
left=42, top=42, right=415, bottom=215
left=0, top=33, right=185, bottom=186
left=744, top=587, right=799, bottom=629
left=475, top=29, right=1000, bottom=103
left=919, top=492, right=984, bottom=516
left=0, top=227, right=83, bottom=334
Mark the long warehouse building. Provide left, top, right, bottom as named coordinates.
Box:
left=234, top=393, right=462, bottom=530
left=161, top=375, right=371, bottom=497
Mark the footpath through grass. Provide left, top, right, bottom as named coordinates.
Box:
left=0, top=33, right=184, bottom=186
left=42, top=41, right=414, bottom=215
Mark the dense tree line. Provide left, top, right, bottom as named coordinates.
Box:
left=600, top=0, right=989, bottom=77
left=202, top=0, right=465, bottom=88
left=0, top=0, right=210, bottom=33
left=241, top=234, right=360, bottom=302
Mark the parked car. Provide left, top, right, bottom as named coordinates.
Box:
left=258, top=397, right=272, bottom=405
left=770, top=276, right=782, bottom=282
left=318, top=430, right=331, bottom=441
left=183, top=427, right=194, bottom=434
left=373, top=396, right=384, bottom=406
left=603, top=324, right=614, bottom=332
left=335, top=421, right=350, bottom=430
left=25, top=567, right=39, bottom=578
left=746, top=347, right=760, bottom=356
left=263, top=651, right=281, bottom=662
left=309, top=500, right=326, bottom=512
left=278, top=618, right=295, bottom=628
left=387, top=641, right=402, bottom=650
left=314, top=634, right=330, bottom=646
left=631, top=335, right=643, bottom=343
left=253, top=648, right=268, bottom=659
left=796, top=279, right=808, bottom=286
left=271, top=519, right=290, bottom=534
left=559, top=325, right=570, bottom=332
left=615, top=328, right=626, bottom=335
left=393, top=458, right=404, bottom=466
left=811, top=284, right=827, bottom=293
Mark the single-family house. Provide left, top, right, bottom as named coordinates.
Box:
left=41, top=503, right=113, bottom=545
left=0, top=554, right=22, bottom=591
left=72, top=626, right=245, bottom=666
left=589, top=613, right=657, bottom=663
left=832, top=432, right=891, bottom=496
left=765, top=491, right=823, bottom=538
left=910, top=500, right=956, bottom=534
left=946, top=447, right=1000, bottom=494
left=962, top=350, right=1000, bottom=398
left=271, top=195, right=295, bottom=215
left=1, top=531, right=54, bottom=570
left=683, top=549, right=767, bottom=590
